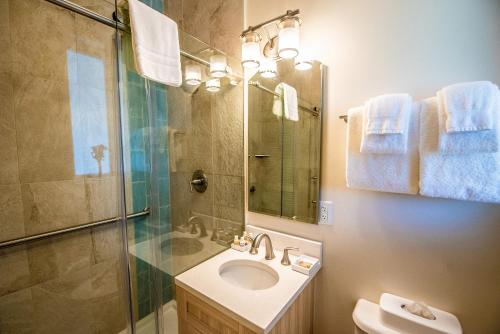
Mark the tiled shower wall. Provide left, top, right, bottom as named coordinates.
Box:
left=164, top=0, right=245, bottom=242
left=0, top=0, right=128, bottom=333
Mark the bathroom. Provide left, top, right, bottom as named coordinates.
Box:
left=0, top=0, right=498, bottom=333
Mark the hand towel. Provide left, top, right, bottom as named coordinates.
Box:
left=272, top=84, right=283, bottom=118
left=364, top=94, right=412, bottom=134
left=437, top=90, right=499, bottom=154
left=360, top=103, right=411, bottom=154
left=346, top=104, right=419, bottom=194
left=272, top=83, right=299, bottom=121
left=419, top=98, right=500, bottom=203
left=439, top=81, right=497, bottom=132
left=128, top=0, right=182, bottom=86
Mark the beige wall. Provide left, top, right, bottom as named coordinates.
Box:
left=246, top=1, right=500, bottom=333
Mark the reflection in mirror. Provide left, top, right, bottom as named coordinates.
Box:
left=248, top=58, right=323, bottom=224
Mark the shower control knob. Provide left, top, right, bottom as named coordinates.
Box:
left=190, top=170, right=208, bottom=193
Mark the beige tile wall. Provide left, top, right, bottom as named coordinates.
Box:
left=0, top=0, right=127, bottom=333
left=164, top=0, right=245, bottom=248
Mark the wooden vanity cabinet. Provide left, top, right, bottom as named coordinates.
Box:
left=176, top=278, right=315, bottom=334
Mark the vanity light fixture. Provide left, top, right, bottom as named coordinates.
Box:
left=205, top=78, right=221, bottom=92
left=210, top=54, right=228, bottom=78
left=240, top=9, right=301, bottom=69
left=259, top=57, right=277, bottom=78
left=241, top=31, right=262, bottom=69
left=278, top=16, right=301, bottom=59
left=184, top=64, right=202, bottom=86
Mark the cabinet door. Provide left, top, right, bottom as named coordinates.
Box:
left=177, top=286, right=240, bottom=334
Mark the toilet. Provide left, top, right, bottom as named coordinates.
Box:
left=353, top=293, right=462, bottom=334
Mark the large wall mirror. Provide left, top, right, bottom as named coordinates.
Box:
left=248, top=59, right=324, bottom=224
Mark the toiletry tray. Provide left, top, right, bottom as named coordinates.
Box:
left=292, top=255, right=320, bottom=276
left=231, top=243, right=251, bottom=252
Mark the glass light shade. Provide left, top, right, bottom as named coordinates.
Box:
left=259, top=58, right=277, bottom=78
left=278, top=17, right=300, bottom=59
left=241, top=31, right=261, bottom=69
left=205, top=78, right=221, bottom=92
left=184, top=64, right=202, bottom=85
left=210, top=55, right=227, bottom=78
left=294, top=57, right=313, bottom=71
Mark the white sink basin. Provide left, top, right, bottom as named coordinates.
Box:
left=218, top=259, right=279, bottom=290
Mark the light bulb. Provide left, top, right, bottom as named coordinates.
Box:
left=294, top=56, right=313, bottom=71
left=184, top=64, right=202, bottom=85
left=259, top=57, right=277, bottom=78
left=205, top=78, right=221, bottom=92
left=241, top=31, right=261, bottom=69
left=278, top=16, right=300, bottom=59
left=210, top=55, right=227, bottom=78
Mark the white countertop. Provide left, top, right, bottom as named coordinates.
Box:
left=175, top=247, right=321, bottom=333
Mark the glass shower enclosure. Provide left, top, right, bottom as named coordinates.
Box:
left=0, top=0, right=244, bottom=333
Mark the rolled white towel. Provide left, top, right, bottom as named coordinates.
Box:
left=439, top=81, right=497, bottom=132
left=437, top=90, right=499, bottom=154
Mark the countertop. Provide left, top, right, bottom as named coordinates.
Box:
left=175, top=246, right=321, bottom=333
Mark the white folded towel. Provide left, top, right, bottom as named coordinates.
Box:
left=346, top=105, right=419, bottom=194
left=128, top=0, right=182, bottom=86
left=272, top=84, right=283, bottom=118
left=420, top=98, right=500, bottom=203
left=360, top=101, right=411, bottom=154
left=364, top=94, right=412, bottom=134
left=437, top=90, right=499, bottom=154
left=439, top=81, right=497, bottom=132
left=272, top=83, right=299, bottom=121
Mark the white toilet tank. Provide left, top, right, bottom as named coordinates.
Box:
left=352, top=293, right=462, bottom=334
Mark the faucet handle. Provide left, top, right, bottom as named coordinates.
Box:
left=281, top=247, right=299, bottom=266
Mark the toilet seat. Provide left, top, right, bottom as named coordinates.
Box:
left=353, top=299, right=400, bottom=334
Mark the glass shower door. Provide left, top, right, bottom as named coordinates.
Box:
left=119, top=25, right=245, bottom=334
left=0, top=0, right=133, bottom=333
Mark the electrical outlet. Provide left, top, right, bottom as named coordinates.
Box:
left=318, top=201, right=332, bottom=225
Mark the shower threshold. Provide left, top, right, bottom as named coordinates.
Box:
left=119, top=300, right=178, bottom=334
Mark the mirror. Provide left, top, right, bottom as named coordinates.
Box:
left=248, top=59, right=324, bottom=224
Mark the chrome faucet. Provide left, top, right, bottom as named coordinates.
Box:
left=188, top=216, right=207, bottom=237
left=249, top=233, right=275, bottom=260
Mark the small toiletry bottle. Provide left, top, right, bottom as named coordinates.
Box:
left=233, top=235, right=239, bottom=245
left=239, top=236, right=245, bottom=247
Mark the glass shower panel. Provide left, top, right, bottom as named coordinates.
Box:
left=247, top=84, right=283, bottom=216
left=0, top=0, right=131, bottom=333
left=118, top=2, right=172, bottom=333
left=120, top=23, right=244, bottom=333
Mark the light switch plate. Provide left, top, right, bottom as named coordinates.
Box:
left=318, top=201, right=332, bottom=225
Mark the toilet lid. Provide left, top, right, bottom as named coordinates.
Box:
left=353, top=299, right=400, bottom=334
